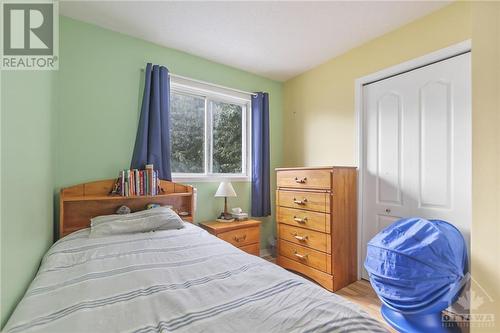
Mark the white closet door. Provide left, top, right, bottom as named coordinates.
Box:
left=361, top=53, right=471, bottom=279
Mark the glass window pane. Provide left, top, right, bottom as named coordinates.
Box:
left=212, top=101, right=243, bottom=174
left=170, top=92, right=205, bottom=173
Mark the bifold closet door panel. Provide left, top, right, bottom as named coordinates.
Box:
left=361, top=52, right=471, bottom=278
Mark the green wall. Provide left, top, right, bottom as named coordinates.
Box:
left=1, top=71, right=55, bottom=326
left=0, top=16, right=282, bottom=327
left=56, top=16, right=283, bottom=245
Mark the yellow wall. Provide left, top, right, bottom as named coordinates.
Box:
left=283, top=2, right=471, bottom=166
left=283, top=1, right=500, bottom=330
left=470, top=2, right=500, bottom=330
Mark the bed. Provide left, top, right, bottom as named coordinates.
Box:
left=3, top=179, right=387, bottom=333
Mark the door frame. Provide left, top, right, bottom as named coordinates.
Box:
left=354, top=40, right=471, bottom=279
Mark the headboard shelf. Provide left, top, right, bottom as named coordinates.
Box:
left=59, top=178, right=196, bottom=239
left=63, top=192, right=193, bottom=202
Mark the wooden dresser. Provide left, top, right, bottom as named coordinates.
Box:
left=276, top=166, right=357, bottom=292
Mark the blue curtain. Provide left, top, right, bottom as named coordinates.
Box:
left=131, top=63, right=172, bottom=180
left=251, top=92, right=271, bottom=217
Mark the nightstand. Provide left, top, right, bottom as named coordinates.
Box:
left=199, top=219, right=261, bottom=256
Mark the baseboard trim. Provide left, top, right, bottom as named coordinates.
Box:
left=260, top=248, right=271, bottom=257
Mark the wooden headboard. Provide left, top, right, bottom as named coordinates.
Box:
left=59, top=179, right=195, bottom=239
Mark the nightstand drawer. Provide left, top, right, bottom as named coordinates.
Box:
left=279, top=223, right=329, bottom=253
left=218, top=227, right=259, bottom=247
left=239, top=243, right=260, bottom=256
left=278, top=190, right=330, bottom=213
left=277, top=207, right=329, bottom=233
left=279, top=239, right=331, bottom=273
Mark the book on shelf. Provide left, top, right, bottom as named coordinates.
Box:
left=112, top=165, right=160, bottom=197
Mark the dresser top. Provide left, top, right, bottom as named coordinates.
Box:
left=275, top=166, right=357, bottom=171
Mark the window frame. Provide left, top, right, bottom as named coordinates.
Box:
left=170, top=77, right=252, bottom=182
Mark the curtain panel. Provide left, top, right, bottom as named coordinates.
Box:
left=131, top=63, right=172, bottom=180
left=251, top=92, right=271, bottom=217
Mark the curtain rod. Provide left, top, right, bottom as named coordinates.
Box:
left=141, top=68, right=258, bottom=96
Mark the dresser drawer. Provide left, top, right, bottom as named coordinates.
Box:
left=277, top=169, right=331, bottom=190
left=218, top=227, right=259, bottom=248
left=277, top=207, right=329, bottom=233
left=277, top=255, right=334, bottom=291
left=277, top=190, right=330, bottom=213
left=279, top=240, right=331, bottom=273
left=279, top=224, right=330, bottom=253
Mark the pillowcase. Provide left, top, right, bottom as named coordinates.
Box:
left=89, top=206, right=184, bottom=238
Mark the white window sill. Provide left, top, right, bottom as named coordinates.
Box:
left=172, top=175, right=251, bottom=183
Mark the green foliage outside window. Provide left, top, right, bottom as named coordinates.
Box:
left=212, top=101, right=242, bottom=173
left=170, top=91, right=244, bottom=175
left=170, top=93, right=205, bottom=173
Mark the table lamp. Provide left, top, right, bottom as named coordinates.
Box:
left=215, top=181, right=237, bottom=220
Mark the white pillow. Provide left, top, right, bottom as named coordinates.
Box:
left=89, top=207, right=185, bottom=238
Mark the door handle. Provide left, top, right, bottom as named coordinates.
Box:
left=294, top=177, right=307, bottom=184
left=233, top=235, right=247, bottom=242
left=292, top=233, right=308, bottom=241
left=293, top=251, right=308, bottom=260
left=293, top=198, right=307, bottom=205
left=293, top=216, right=308, bottom=223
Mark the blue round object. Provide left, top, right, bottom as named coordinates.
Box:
left=381, top=304, right=460, bottom=333
left=364, top=217, right=468, bottom=332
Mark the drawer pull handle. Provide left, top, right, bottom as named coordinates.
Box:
left=294, top=251, right=308, bottom=260
left=233, top=235, right=247, bottom=242
left=293, top=216, right=308, bottom=223
left=293, top=198, right=307, bottom=205
left=292, top=233, right=308, bottom=241
left=294, top=177, right=307, bottom=184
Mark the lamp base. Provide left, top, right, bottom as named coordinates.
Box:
left=216, top=218, right=235, bottom=223
left=218, top=212, right=234, bottom=220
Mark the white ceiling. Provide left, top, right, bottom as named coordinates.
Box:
left=60, top=1, right=450, bottom=81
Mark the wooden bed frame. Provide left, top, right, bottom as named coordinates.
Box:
left=59, top=179, right=195, bottom=239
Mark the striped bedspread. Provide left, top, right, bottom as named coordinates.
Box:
left=4, top=223, right=387, bottom=333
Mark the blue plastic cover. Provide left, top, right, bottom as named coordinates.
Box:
left=364, top=217, right=468, bottom=314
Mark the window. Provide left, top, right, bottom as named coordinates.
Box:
left=170, top=77, right=251, bottom=181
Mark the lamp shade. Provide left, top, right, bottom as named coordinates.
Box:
left=214, top=181, right=237, bottom=198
